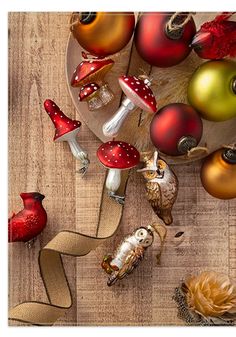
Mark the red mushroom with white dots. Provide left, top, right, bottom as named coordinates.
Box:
left=44, top=99, right=90, bottom=174
left=102, top=75, right=157, bottom=138
left=71, top=56, right=114, bottom=109
left=79, top=83, right=103, bottom=110
left=97, top=140, right=140, bottom=203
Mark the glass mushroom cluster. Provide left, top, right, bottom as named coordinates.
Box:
left=45, top=12, right=236, bottom=202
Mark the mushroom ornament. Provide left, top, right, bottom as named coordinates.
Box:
left=102, top=75, right=157, bottom=138
left=97, top=141, right=140, bottom=203
left=71, top=57, right=114, bottom=110
left=44, top=99, right=90, bottom=174
left=79, top=83, right=103, bottom=110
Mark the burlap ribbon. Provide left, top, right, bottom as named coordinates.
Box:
left=9, top=169, right=129, bottom=325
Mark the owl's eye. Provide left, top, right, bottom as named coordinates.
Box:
left=145, top=240, right=149, bottom=244
left=144, top=171, right=157, bottom=179
left=140, top=231, right=144, bottom=236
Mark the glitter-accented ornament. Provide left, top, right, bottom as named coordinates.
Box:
left=192, top=12, right=236, bottom=60
left=102, top=223, right=167, bottom=286
left=8, top=193, right=47, bottom=247
left=138, top=151, right=178, bottom=225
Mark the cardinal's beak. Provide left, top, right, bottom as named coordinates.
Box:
left=191, top=31, right=212, bottom=49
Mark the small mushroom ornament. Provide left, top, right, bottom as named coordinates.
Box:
left=44, top=99, right=90, bottom=174
left=102, top=222, right=167, bottom=286
left=97, top=141, right=140, bottom=203
left=103, top=75, right=157, bottom=138
left=71, top=57, right=114, bottom=110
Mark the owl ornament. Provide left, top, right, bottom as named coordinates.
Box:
left=101, top=222, right=167, bottom=286
left=138, top=151, right=178, bottom=225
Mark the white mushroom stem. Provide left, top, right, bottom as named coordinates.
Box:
left=106, top=168, right=121, bottom=194
left=68, top=138, right=89, bottom=166
left=102, top=97, right=136, bottom=138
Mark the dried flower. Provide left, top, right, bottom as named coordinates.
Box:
left=185, top=271, right=236, bottom=318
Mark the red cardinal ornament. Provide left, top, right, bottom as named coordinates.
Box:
left=192, top=12, right=236, bottom=59
left=8, top=192, right=47, bottom=245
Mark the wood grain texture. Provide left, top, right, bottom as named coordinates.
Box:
left=8, top=12, right=236, bottom=326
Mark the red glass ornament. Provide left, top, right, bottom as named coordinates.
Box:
left=150, top=103, right=203, bottom=156
left=134, top=12, right=196, bottom=68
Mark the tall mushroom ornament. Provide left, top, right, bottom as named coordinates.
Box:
left=102, top=75, right=157, bottom=138
left=97, top=141, right=140, bottom=203
left=44, top=99, right=90, bottom=175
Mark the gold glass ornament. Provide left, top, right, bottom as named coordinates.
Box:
left=200, top=147, right=236, bottom=199
left=70, top=12, right=135, bottom=57
left=188, top=60, right=236, bottom=121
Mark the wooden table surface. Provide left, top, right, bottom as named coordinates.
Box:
left=8, top=12, right=236, bottom=326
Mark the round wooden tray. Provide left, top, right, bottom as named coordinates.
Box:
left=65, top=13, right=236, bottom=165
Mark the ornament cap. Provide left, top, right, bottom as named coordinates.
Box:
left=165, top=25, right=184, bottom=40
left=232, top=77, right=236, bottom=95
left=222, top=149, right=236, bottom=164
left=78, top=12, right=97, bottom=25
left=177, top=136, right=197, bottom=154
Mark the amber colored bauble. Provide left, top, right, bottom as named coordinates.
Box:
left=200, top=149, right=236, bottom=199
left=70, top=12, right=135, bottom=57
left=188, top=60, right=236, bottom=121
left=150, top=103, right=203, bottom=156
left=134, top=12, right=196, bottom=67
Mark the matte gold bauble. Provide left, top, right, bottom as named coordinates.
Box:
left=70, top=12, right=135, bottom=57
left=200, top=148, right=236, bottom=199
left=188, top=60, right=236, bottom=121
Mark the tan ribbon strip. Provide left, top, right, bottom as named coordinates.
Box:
left=9, top=170, right=129, bottom=325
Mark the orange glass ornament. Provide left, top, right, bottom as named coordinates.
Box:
left=200, top=148, right=236, bottom=199
left=70, top=12, right=135, bottom=57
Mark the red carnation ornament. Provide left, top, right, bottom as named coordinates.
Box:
left=192, top=12, right=236, bottom=59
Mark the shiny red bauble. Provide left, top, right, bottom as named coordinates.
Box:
left=150, top=103, right=203, bottom=156
left=134, top=13, right=196, bottom=67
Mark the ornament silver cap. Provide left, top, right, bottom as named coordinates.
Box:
left=177, top=136, right=197, bottom=154
left=222, top=149, right=236, bottom=164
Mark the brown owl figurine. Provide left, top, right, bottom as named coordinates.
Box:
left=102, top=222, right=167, bottom=286
left=138, top=151, right=178, bottom=225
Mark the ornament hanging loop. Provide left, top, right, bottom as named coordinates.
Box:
left=147, top=222, right=167, bottom=264
left=166, top=12, right=195, bottom=40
